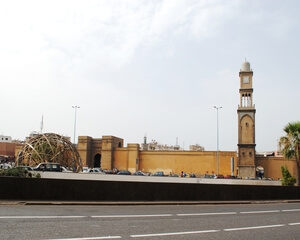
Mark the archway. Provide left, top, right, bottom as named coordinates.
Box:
left=94, top=153, right=101, bottom=168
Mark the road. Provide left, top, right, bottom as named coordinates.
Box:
left=0, top=203, right=300, bottom=240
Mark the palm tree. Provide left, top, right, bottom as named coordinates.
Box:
left=278, top=121, right=300, bottom=186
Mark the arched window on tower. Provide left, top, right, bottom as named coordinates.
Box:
left=247, top=93, right=251, bottom=107
left=242, top=93, right=246, bottom=107
left=242, top=93, right=252, bottom=107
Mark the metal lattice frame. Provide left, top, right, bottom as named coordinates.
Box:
left=16, top=133, right=82, bottom=172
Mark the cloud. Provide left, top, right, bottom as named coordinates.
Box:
left=0, top=0, right=239, bottom=72
left=0, top=0, right=299, bottom=152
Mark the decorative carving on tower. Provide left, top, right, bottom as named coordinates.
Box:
left=237, top=60, right=256, bottom=178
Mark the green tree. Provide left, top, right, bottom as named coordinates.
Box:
left=280, top=165, right=296, bottom=186
left=278, top=121, right=300, bottom=186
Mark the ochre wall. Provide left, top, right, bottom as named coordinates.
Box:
left=112, top=145, right=295, bottom=180
left=0, top=142, right=18, bottom=157
left=112, top=147, right=237, bottom=176
left=256, top=156, right=296, bottom=180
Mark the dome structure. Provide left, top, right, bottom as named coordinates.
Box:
left=241, top=60, right=251, bottom=72
left=16, top=133, right=82, bottom=172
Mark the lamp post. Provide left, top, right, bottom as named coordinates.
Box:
left=72, top=106, right=80, bottom=144
left=214, top=105, right=222, bottom=175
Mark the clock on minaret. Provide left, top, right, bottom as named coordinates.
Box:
left=243, top=76, right=249, bottom=83
left=237, top=60, right=256, bottom=178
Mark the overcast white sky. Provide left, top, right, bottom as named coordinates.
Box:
left=1, top=0, right=299, bottom=152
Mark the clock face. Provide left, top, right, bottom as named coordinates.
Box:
left=243, top=76, right=249, bottom=83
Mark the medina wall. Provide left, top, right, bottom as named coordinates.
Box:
left=110, top=144, right=295, bottom=180
left=112, top=146, right=237, bottom=176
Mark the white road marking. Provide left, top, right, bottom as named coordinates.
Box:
left=43, top=222, right=299, bottom=240
left=43, top=236, right=121, bottom=240
left=240, top=210, right=280, bottom=214
left=224, top=224, right=285, bottom=231
left=0, top=207, right=298, bottom=220
left=131, top=229, right=219, bottom=238
left=177, top=212, right=237, bottom=216
left=0, top=216, right=85, bottom=219
left=91, top=214, right=172, bottom=218
left=282, top=209, right=300, bottom=212
left=288, top=222, right=300, bottom=226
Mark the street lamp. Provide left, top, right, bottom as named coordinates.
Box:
left=72, top=106, right=80, bottom=144
left=214, top=105, right=222, bottom=175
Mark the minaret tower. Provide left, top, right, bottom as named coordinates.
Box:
left=237, top=60, right=256, bottom=178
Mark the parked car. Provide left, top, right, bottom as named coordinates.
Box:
left=117, top=170, right=131, bottom=175
left=103, top=169, right=113, bottom=174
left=61, top=166, right=73, bottom=173
left=224, top=175, right=236, bottom=179
left=214, top=174, right=224, bottom=179
left=189, top=173, right=196, bottom=178
left=83, top=168, right=105, bottom=174
left=133, top=170, right=147, bottom=176
left=32, top=163, right=61, bottom=172
left=92, top=167, right=105, bottom=173
left=204, top=174, right=216, bottom=179
left=169, top=173, right=179, bottom=177
left=16, top=166, right=33, bottom=171
left=0, top=163, right=12, bottom=169
left=151, top=171, right=165, bottom=176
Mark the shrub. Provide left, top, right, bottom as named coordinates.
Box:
left=0, top=168, right=34, bottom=178
left=281, top=165, right=296, bottom=186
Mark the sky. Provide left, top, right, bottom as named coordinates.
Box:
left=1, top=0, right=299, bottom=152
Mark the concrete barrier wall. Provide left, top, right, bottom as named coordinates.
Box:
left=1, top=177, right=300, bottom=202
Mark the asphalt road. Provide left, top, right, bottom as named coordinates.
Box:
left=1, top=202, right=300, bottom=240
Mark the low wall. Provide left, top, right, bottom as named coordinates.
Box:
left=1, top=177, right=300, bottom=202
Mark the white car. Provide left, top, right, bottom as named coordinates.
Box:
left=83, top=168, right=105, bottom=174
left=61, top=166, right=73, bottom=173
left=0, top=163, right=12, bottom=169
